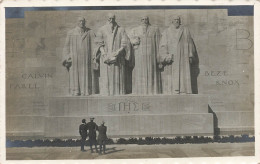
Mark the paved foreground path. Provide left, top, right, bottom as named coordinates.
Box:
left=6, top=142, right=254, bottom=160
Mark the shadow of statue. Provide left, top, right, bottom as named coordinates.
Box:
left=190, top=38, right=200, bottom=94
left=208, top=105, right=220, bottom=136
left=125, top=44, right=135, bottom=94
left=125, top=60, right=133, bottom=94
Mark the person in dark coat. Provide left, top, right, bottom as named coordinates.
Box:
left=86, top=117, right=98, bottom=153
left=79, top=119, right=88, bottom=151
left=97, top=121, right=107, bottom=154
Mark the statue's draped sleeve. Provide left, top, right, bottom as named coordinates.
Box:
left=182, top=27, right=193, bottom=58
left=125, top=29, right=135, bottom=68
left=93, top=29, right=105, bottom=65
left=155, top=27, right=162, bottom=64
left=128, top=28, right=141, bottom=49
left=128, top=27, right=140, bottom=68
left=186, top=27, right=198, bottom=63
left=120, top=28, right=131, bottom=61
left=63, top=31, right=72, bottom=61
left=159, top=29, right=169, bottom=64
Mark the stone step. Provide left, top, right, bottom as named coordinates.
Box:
left=6, top=115, right=45, bottom=139
left=215, top=111, right=254, bottom=127
left=218, top=126, right=254, bottom=135
left=49, top=95, right=209, bottom=116
left=6, top=131, right=45, bottom=140
left=44, top=113, right=214, bottom=138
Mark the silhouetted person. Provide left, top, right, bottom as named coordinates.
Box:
left=79, top=119, right=88, bottom=151
left=86, top=117, right=98, bottom=153
left=97, top=121, right=107, bottom=154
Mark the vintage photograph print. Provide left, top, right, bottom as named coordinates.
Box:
left=5, top=5, right=255, bottom=160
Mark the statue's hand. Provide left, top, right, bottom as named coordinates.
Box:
left=170, top=54, right=174, bottom=62
left=165, top=58, right=172, bottom=64
left=62, top=58, right=72, bottom=67
left=132, top=37, right=140, bottom=45
left=189, top=57, right=193, bottom=64
left=93, top=63, right=99, bottom=70
left=62, top=58, right=72, bottom=71
left=165, top=54, right=173, bottom=64
left=158, top=63, right=163, bottom=69
left=132, top=37, right=140, bottom=49
left=67, top=57, right=72, bottom=63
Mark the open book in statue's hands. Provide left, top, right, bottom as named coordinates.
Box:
left=104, top=55, right=117, bottom=64
left=104, top=48, right=124, bottom=65
left=160, top=53, right=173, bottom=65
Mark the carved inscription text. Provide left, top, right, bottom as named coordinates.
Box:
left=107, top=100, right=151, bottom=112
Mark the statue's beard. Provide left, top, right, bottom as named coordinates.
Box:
left=174, top=24, right=180, bottom=29
left=141, top=23, right=149, bottom=27
left=78, top=24, right=84, bottom=28
left=109, top=22, right=115, bottom=28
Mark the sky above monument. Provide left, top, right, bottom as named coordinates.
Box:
left=5, top=5, right=254, bottom=18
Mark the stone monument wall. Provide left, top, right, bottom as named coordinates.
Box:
left=6, top=9, right=254, bottom=139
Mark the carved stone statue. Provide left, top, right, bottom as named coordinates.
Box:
left=63, top=17, right=97, bottom=96
left=93, top=13, right=131, bottom=96
left=159, top=16, right=198, bottom=94
left=129, top=16, right=162, bottom=95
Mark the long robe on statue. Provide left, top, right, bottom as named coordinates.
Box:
left=129, top=25, right=162, bottom=95
left=94, top=23, right=131, bottom=96
left=159, top=26, right=198, bottom=94
left=63, top=26, right=97, bottom=96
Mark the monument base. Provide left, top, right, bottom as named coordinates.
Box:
left=7, top=95, right=217, bottom=139
left=7, top=95, right=255, bottom=139
left=45, top=113, right=213, bottom=138
left=44, top=94, right=214, bottom=138
left=215, top=111, right=254, bottom=135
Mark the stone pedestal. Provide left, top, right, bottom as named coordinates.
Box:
left=45, top=95, right=214, bottom=138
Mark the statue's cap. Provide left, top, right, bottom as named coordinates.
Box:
left=77, top=16, right=85, bottom=21
left=108, top=13, right=116, bottom=19
left=171, top=15, right=181, bottom=20
left=141, top=15, right=149, bottom=19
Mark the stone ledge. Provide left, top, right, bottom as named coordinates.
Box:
left=49, top=94, right=209, bottom=116
left=6, top=131, right=45, bottom=139
left=218, top=126, right=254, bottom=135
left=6, top=116, right=45, bottom=132
left=215, top=111, right=254, bottom=127
left=44, top=113, right=214, bottom=138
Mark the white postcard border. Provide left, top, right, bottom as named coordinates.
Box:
left=0, top=0, right=259, bottom=164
